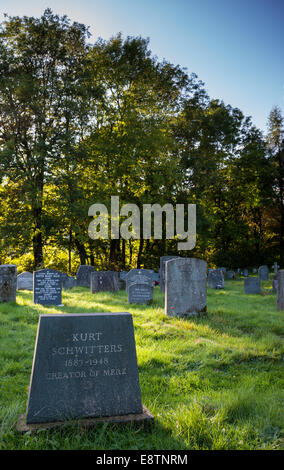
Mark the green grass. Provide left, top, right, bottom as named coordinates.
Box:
left=0, top=277, right=283, bottom=450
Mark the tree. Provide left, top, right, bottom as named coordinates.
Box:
left=0, top=9, right=96, bottom=268
left=267, top=106, right=284, bottom=265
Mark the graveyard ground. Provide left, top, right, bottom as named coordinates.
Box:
left=0, top=278, right=283, bottom=450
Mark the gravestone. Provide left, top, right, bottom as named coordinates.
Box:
left=76, top=265, right=95, bottom=287
left=17, top=271, right=33, bottom=291
left=119, top=271, right=127, bottom=280
left=126, top=269, right=153, bottom=304
left=226, top=270, right=235, bottom=280
left=125, top=269, right=153, bottom=291
left=277, top=270, right=284, bottom=310
left=160, top=256, right=179, bottom=292
left=243, top=269, right=249, bottom=277
left=165, top=257, right=207, bottom=317
left=258, top=265, right=269, bottom=281
left=128, top=282, right=153, bottom=304
left=273, top=262, right=279, bottom=275
left=62, top=274, right=76, bottom=290
left=0, top=264, right=17, bottom=302
left=207, top=268, right=224, bottom=289
left=244, top=277, right=261, bottom=294
left=24, top=313, right=144, bottom=424
left=91, top=271, right=119, bottom=293
left=272, top=274, right=278, bottom=293
left=252, top=268, right=257, bottom=274
left=33, top=269, right=62, bottom=306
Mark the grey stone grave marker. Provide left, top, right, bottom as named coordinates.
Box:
left=258, top=265, right=269, bottom=281
left=33, top=269, right=62, bottom=306
left=272, top=274, right=278, bottom=293
left=0, top=264, right=17, bottom=302
left=24, top=312, right=146, bottom=425
left=207, top=268, right=224, bottom=289
left=76, top=265, right=95, bottom=287
left=61, top=274, right=76, bottom=290
left=126, top=269, right=153, bottom=304
left=160, top=256, right=180, bottom=292
left=125, top=269, right=152, bottom=291
left=165, top=258, right=207, bottom=317
left=277, top=270, right=284, bottom=310
left=244, top=277, right=261, bottom=294
left=165, top=257, right=207, bottom=317
left=91, top=271, right=119, bottom=293
left=17, top=271, right=33, bottom=291
left=226, top=270, right=235, bottom=280
left=243, top=269, right=249, bottom=277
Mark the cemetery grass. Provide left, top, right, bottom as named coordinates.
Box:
left=0, top=278, right=283, bottom=450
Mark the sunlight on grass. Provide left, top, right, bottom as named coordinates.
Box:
left=0, top=280, right=283, bottom=450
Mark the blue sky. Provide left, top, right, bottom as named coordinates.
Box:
left=1, top=0, right=283, bottom=133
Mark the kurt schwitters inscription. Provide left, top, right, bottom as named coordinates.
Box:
left=26, top=313, right=143, bottom=424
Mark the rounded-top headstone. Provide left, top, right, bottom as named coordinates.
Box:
left=0, top=264, right=17, bottom=302
left=258, top=265, right=269, bottom=281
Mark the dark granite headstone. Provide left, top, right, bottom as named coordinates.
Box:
left=207, top=268, right=224, bottom=289
left=76, top=265, right=95, bottom=287
left=277, top=270, right=284, bottom=310
left=160, top=256, right=180, bottom=292
left=165, top=257, right=207, bottom=317
left=258, top=265, right=269, bottom=281
left=128, top=282, right=153, bottom=304
left=26, top=313, right=143, bottom=424
left=0, top=264, right=17, bottom=302
left=125, top=269, right=152, bottom=291
left=90, top=271, right=119, bottom=293
left=244, top=277, right=261, bottom=294
left=17, top=271, right=33, bottom=291
left=33, top=269, right=62, bottom=306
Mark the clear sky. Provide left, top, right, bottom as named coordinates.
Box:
left=1, top=0, right=283, bottom=133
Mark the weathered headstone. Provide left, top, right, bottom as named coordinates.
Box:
left=244, top=277, right=261, bottom=294
left=33, top=269, right=62, bottom=306
left=252, top=268, right=257, bottom=274
left=243, top=269, right=249, bottom=277
left=277, top=270, right=284, bottom=310
left=272, top=274, right=278, bottom=293
left=226, top=270, right=235, bottom=280
left=62, top=274, right=76, bottom=290
left=76, top=265, right=95, bottom=287
left=91, top=271, right=119, bottom=293
left=160, top=256, right=179, bottom=292
left=207, top=268, right=224, bottom=289
left=0, top=264, right=17, bottom=302
left=25, top=313, right=144, bottom=424
left=17, top=271, right=33, bottom=291
left=258, top=265, right=269, bottom=281
left=165, top=257, right=207, bottom=317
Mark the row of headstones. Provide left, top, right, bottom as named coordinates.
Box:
left=0, top=264, right=160, bottom=306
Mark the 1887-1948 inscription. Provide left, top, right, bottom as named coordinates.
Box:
left=26, top=313, right=143, bottom=424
